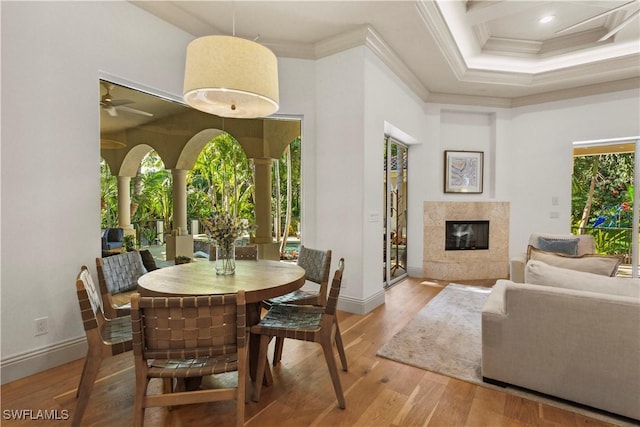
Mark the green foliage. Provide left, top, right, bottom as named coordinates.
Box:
left=123, top=234, right=136, bottom=251
left=131, top=152, right=172, bottom=231
left=101, top=132, right=301, bottom=244
left=188, top=133, right=254, bottom=223
left=100, top=160, right=118, bottom=228
left=571, top=153, right=634, bottom=228
left=273, top=137, right=301, bottom=236
left=140, top=226, right=157, bottom=246
left=572, top=152, right=634, bottom=260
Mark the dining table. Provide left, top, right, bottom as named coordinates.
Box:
left=137, top=259, right=306, bottom=383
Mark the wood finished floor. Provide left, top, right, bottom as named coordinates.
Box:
left=0, top=277, right=623, bottom=426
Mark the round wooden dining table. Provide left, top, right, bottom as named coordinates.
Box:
left=137, top=259, right=306, bottom=382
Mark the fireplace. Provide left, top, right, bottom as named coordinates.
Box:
left=445, top=220, right=489, bottom=250
left=424, top=201, right=509, bottom=281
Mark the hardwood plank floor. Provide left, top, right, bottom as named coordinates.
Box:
left=0, top=277, right=625, bottom=426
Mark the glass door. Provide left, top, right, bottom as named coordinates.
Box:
left=572, top=137, right=638, bottom=278
left=384, top=137, right=408, bottom=286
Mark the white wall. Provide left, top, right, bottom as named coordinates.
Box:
left=1, top=1, right=192, bottom=383
left=508, top=89, right=640, bottom=256
left=313, top=47, right=366, bottom=306
left=362, top=49, right=427, bottom=306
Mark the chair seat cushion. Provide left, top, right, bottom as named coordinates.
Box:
left=266, top=289, right=320, bottom=305
left=101, top=316, right=133, bottom=351
left=251, top=304, right=324, bottom=338
left=148, top=355, right=239, bottom=378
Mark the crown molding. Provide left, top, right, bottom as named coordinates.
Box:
left=530, top=54, right=640, bottom=86
left=362, top=26, right=431, bottom=101
left=426, top=92, right=513, bottom=108
left=416, top=0, right=469, bottom=81
left=272, top=24, right=432, bottom=102
left=511, top=77, right=640, bottom=107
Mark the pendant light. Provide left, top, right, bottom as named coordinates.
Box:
left=183, top=33, right=279, bottom=119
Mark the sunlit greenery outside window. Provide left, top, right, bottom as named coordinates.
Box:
left=571, top=153, right=635, bottom=262
left=101, top=133, right=301, bottom=256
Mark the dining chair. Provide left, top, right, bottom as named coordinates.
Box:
left=95, top=251, right=146, bottom=318
left=251, top=258, right=347, bottom=408
left=73, top=266, right=132, bottom=427
left=235, top=245, right=258, bottom=260
left=263, top=246, right=332, bottom=365
left=130, top=291, right=248, bottom=427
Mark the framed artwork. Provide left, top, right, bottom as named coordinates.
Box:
left=444, top=150, right=484, bottom=193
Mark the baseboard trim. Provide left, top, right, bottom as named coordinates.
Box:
left=337, top=289, right=385, bottom=315
left=1, top=337, right=87, bottom=385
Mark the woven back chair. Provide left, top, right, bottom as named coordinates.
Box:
left=263, top=246, right=332, bottom=365
left=251, top=258, right=347, bottom=408
left=235, top=245, right=258, bottom=261
left=73, top=266, right=132, bottom=427
left=130, top=291, right=248, bottom=427
left=96, top=251, right=146, bottom=318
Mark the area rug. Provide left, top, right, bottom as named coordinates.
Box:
left=376, top=283, right=637, bottom=427
left=377, top=283, right=489, bottom=384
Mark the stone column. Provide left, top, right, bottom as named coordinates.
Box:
left=172, top=169, right=188, bottom=234
left=116, top=175, right=133, bottom=230
left=253, top=158, right=277, bottom=258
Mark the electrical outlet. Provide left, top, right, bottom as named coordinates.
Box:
left=35, top=317, right=48, bottom=336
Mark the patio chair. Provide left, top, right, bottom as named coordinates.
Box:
left=251, top=258, right=347, bottom=408
left=73, top=266, right=132, bottom=427
left=130, top=291, right=248, bottom=427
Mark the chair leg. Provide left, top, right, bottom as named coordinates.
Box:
left=334, top=320, right=348, bottom=371
left=252, top=335, right=271, bottom=402
left=133, top=374, right=148, bottom=427
left=320, top=338, right=346, bottom=409
left=75, top=356, right=90, bottom=398
left=237, top=347, right=246, bottom=427
left=72, top=353, right=102, bottom=427
left=272, top=336, right=284, bottom=366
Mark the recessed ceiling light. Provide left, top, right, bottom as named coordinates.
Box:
left=539, top=15, right=555, bottom=24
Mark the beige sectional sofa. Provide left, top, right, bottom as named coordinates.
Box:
left=482, top=260, right=640, bottom=420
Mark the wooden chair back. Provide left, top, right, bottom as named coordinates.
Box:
left=130, top=291, right=247, bottom=427
left=297, top=245, right=332, bottom=305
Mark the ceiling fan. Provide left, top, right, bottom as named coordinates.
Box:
left=100, top=84, right=154, bottom=117
left=555, top=0, right=639, bottom=42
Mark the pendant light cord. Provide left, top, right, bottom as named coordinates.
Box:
left=232, top=1, right=236, bottom=36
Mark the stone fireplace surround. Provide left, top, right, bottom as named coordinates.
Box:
left=423, top=201, right=510, bottom=281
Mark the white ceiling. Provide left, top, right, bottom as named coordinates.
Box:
left=131, top=0, right=640, bottom=108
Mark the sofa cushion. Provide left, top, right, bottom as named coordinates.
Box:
left=524, top=260, right=639, bottom=298
left=536, top=236, right=579, bottom=256
left=527, top=246, right=622, bottom=277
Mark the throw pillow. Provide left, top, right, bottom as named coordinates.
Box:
left=527, top=246, right=623, bottom=277
left=536, top=236, right=579, bottom=256
left=524, top=260, right=639, bottom=298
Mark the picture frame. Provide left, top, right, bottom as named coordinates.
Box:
left=444, top=150, right=484, bottom=193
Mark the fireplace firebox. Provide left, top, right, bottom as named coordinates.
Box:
left=445, top=220, right=489, bottom=250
